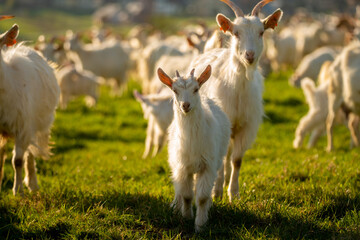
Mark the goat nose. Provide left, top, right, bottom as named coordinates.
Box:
left=245, top=51, right=255, bottom=64
left=182, top=102, right=190, bottom=112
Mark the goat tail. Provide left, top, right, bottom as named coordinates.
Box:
left=301, top=77, right=316, bottom=105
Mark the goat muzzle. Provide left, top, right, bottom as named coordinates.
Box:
left=182, top=102, right=191, bottom=113
left=245, top=51, right=255, bottom=64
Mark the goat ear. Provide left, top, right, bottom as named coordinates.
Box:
left=197, top=65, right=212, bottom=87
left=157, top=68, right=173, bottom=88
left=0, top=24, right=18, bottom=47
left=216, top=14, right=233, bottom=33
left=263, top=9, right=283, bottom=30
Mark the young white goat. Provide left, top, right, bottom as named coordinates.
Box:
left=0, top=28, right=60, bottom=195
left=158, top=66, right=230, bottom=232
left=133, top=89, right=173, bottom=158
left=190, top=0, right=282, bottom=201
left=56, top=65, right=100, bottom=109
left=293, top=77, right=331, bottom=149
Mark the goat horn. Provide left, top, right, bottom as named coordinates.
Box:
left=176, top=70, right=180, bottom=78
left=190, top=69, right=195, bottom=77
left=251, top=0, right=274, bottom=17
left=219, top=0, right=244, bottom=18
left=0, top=15, right=14, bottom=21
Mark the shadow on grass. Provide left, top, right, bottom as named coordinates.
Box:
left=264, top=97, right=303, bottom=107
left=316, top=194, right=360, bottom=221
left=53, top=141, right=86, bottom=155
left=2, top=189, right=358, bottom=239
left=264, top=110, right=291, bottom=124
left=53, top=128, right=144, bottom=143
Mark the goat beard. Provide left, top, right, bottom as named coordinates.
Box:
left=245, top=65, right=256, bottom=81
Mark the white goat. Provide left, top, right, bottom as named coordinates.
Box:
left=34, top=35, right=67, bottom=66
left=190, top=0, right=282, bottom=202
left=265, top=27, right=296, bottom=71
left=158, top=65, right=230, bottom=232
left=137, top=42, right=183, bottom=94
left=289, top=46, right=339, bottom=87
left=133, top=89, right=173, bottom=158
left=293, top=75, right=355, bottom=149
left=293, top=21, right=324, bottom=65
left=0, top=29, right=60, bottom=195
left=56, top=65, right=100, bottom=109
left=64, top=31, right=129, bottom=95
left=204, top=30, right=231, bottom=52
left=327, top=41, right=360, bottom=151
left=293, top=77, right=331, bottom=149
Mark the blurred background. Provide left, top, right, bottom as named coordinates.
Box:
left=1, top=0, right=359, bottom=41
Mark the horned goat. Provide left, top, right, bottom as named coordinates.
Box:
left=0, top=24, right=60, bottom=196
left=190, top=0, right=282, bottom=202
left=158, top=65, right=230, bottom=232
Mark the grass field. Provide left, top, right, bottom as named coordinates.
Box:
left=0, top=8, right=360, bottom=240
left=0, top=72, right=359, bottom=239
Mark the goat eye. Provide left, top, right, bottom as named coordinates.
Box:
left=234, top=32, right=240, bottom=38
left=173, top=89, right=178, bottom=95
left=194, top=88, right=199, bottom=93
left=259, top=31, right=264, bottom=37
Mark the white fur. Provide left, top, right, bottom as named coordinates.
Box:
left=266, top=27, right=296, bottom=71
left=327, top=41, right=360, bottom=151
left=137, top=42, right=183, bottom=94
left=134, top=89, right=173, bottom=158
left=163, top=69, right=230, bottom=232
left=56, top=65, right=100, bottom=109
left=190, top=7, right=282, bottom=202
left=293, top=22, right=324, bottom=65
left=289, top=46, right=338, bottom=87
left=0, top=44, right=60, bottom=195
left=64, top=31, right=129, bottom=95
left=293, top=78, right=331, bottom=148
left=204, top=30, right=231, bottom=53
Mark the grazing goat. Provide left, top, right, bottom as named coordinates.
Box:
left=289, top=47, right=338, bottom=87
left=327, top=41, right=360, bottom=151
left=133, top=89, right=173, bottom=158
left=158, top=65, right=230, bottom=232
left=190, top=0, right=282, bottom=202
left=64, top=31, right=129, bottom=95
left=56, top=65, right=100, bottom=109
left=0, top=26, right=60, bottom=196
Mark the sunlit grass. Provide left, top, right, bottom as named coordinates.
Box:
left=0, top=8, right=359, bottom=240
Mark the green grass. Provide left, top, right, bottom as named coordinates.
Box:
left=0, top=72, right=359, bottom=239
left=0, top=8, right=359, bottom=240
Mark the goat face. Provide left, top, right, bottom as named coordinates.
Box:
left=230, top=17, right=265, bottom=66
left=216, top=0, right=283, bottom=66
left=157, top=66, right=212, bottom=115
